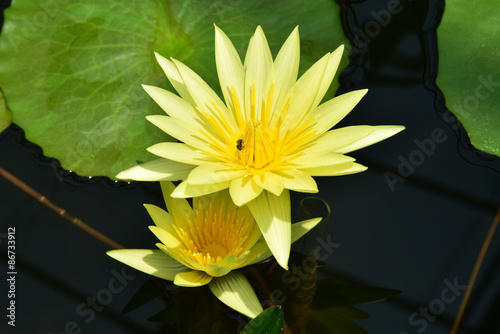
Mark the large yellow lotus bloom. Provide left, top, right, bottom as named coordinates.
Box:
left=117, top=25, right=403, bottom=269
left=107, top=182, right=321, bottom=319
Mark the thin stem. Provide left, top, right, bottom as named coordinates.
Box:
left=0, top=166, right=124, bottom=250
left=450, top=206, right=500, bottom=333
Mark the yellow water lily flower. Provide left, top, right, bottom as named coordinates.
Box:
left=107, top=182, right=321, bottom=319
left=116, top=25, right=404, bottom=269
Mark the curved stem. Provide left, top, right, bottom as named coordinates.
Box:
left=0, top=166, right=124, bottom=250
left=450, top=206, right=500, bottom=333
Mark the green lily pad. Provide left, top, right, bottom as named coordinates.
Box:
left=0, top=0, right=348, bottom=178
left=0, top=89, right=11, bottom=133
left=240, top=305, right=284, bottom=334
left=437, top=0, right=500, bottom=156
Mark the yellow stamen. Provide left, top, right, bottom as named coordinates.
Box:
left=230, top=86, right=246, bottom=131
left=173, top=196, right=254, bottom=267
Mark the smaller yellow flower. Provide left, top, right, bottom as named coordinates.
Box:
left=107, top=182, right=321, bottom=318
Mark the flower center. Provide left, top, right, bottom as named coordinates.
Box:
left=236, top=120, right=278, bottom=169
left=199, top=84, right=319, bottom=173
left=200, top=242, right=228, bottom=259
left=175, top=197, right=255, bottom=266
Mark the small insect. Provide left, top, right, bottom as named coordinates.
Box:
left=236, top=139, right=245, bottom=151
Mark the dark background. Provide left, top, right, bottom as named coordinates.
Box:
left=1, top=0, right=500, bottom=333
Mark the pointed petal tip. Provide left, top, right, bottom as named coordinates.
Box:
left=254, top=25, right=265, bottom=38
left=174, top=270, right=213, bottom=287
left=115, top=171, right=129, bottom=180
left=154, top=51, right=167, bottom=63
left=275, top=255, right=290, bottom=270
left=209, top=272, right=263, bottom=319
left=141, top=84, right=158, bottom=93
left=145, top=115, right=163, bottom=124
left=380, top=125, right=406, bottom=138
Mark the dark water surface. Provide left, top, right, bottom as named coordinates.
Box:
left=1, top=0, right=500, bottom=333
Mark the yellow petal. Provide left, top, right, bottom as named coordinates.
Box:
left=299, top=126, right=375, bottom=154
left=239, top=217, right=263, bottom=253
left=204, top=262, right=232, bottom=277
left=159, top=181, right=193, bottom=228
left=291, top=217, right=323, bottom=243
left=174, top=270, right=213, bottom=287
left=106, top=249, right=189, bottom=281
left=146, top=115, right=217, bottom=153
left=242, top=240, right=272, bottom=267
left=214, top=25, right=245, bottom=118
left=187, top=163, right=246, bottom=185
left=290, top=152, right=355, bottom=169
left=173, top=58, right=238, bottom=132
left=252, top=172, right=284, bottom=197
left=279, top=54, right=329, bottom=130
left=142, top=85, right=198, bottom=126
left=336, top=125, right=405, bottom=154
left=219, top=251, right=252, bottom=270
left=115, top=158, right=193, bottom=181
left=148, top=142, right=216, bottom=165
left=271, top=26, right=300, bottom=121
left=244, top=26, right=273, bottom=121
left=192, top=186, right=231, bottom=211
left=312, top=89, right=368, bottom=134
left=143, top=203, right=175, bottom=230
left=247, top=190, right=291, bottom=269
left=302, top=162, right=368, bottom=176
left=277, top=169, right=318, bottom=193
left=143, top=204, right=178, bottom=239
left=171, top=179, right=231, bottom=198
left=154, top=52, right=196, bottom=106
left=310, top=45, right=344, bottom=110
left=246, top=217, right=323, bottom=266
left=148, top=226, right=182, bottom=254
left=209, top=271, right=263, bottom=319
left=229, top=176, right=263, bottom=207
left=156, top=243, right=200, bottom=271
